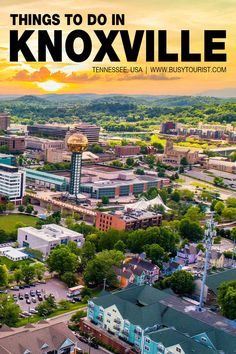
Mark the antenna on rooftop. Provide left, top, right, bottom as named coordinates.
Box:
left=197, top=212, right=217, bottom=312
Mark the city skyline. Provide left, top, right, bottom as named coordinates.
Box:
left=0, top=0, right=236, bottom=96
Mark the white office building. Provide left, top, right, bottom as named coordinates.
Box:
left=0, top=164, right=25, bottom=203
left=17, top=224, right=85, bottom=258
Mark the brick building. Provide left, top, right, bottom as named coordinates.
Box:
left=115, top=145, right=141, bottom=157
left=0, top=112, right=10, bottom=131
left=96, top=210, right=162, bottom=231
left=0, top=136, right=25, bottom=153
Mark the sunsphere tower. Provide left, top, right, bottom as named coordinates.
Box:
left=67, top=133, right=88, bottom=203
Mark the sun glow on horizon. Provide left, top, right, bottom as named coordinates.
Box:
left=35, top=80, right=66, bottom=92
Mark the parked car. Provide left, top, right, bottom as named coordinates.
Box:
left=29, top=308, right=38, bottom=314
left=76, top=335, right=88, bottom=344
left=30, top=290, right=36, bottom=296
left=32, top=297, right=37, bottom=303
left=38, top=296, right=43, bottom=301
left=26, top=299, right=31, bottom=304
left=36, top=290, right=41, bottom=295
left=24, top=293, right=29, bottom=299
left=90, top=341, right=99, bottom=349
left=12, top=286, right=19, bottom=291
left=19, top=294, right=24, bottom=300
left=73, top=296, right=82, bottom=302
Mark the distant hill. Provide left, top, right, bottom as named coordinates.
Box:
left=14, top=95, right=50, bottom=104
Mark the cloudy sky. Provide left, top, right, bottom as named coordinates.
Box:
left=0, top=0, right=235, bottom=95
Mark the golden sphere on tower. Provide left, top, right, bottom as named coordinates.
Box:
left=67, top=133, right=88, bottom=153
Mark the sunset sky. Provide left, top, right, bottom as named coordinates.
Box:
left=0, top=0, right=236, bottom=96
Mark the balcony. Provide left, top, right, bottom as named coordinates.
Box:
left=114, top=318, right=121, bottom=324
left=113, top=325, right=121, bottom=331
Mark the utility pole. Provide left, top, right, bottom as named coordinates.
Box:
left=197, top=213, right=217, bottom=312
left=103, top=278, right=106, bottom=290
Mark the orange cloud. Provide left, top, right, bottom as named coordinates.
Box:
left=10, top=66, right=180, bottom=83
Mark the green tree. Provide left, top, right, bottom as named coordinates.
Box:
left=25, top=204, right=34, bottom=214
left=14, top=268, right=23, bottom=284
left=226, top=197, right=236, bottom=208
left=169, top=270, right=195, bottom=295
left=101, top=196, right=109, bottom=205
left=114, top=240, right=126, bottom=253
left=70, top=310, right=86, bottom=323
left=21, top=264, right=35, bottom=284
left=144, top=244, right=165, bottom=265
left=58, top=299, right=70, bottom=310
left=179, top=218, right=204, bottom=242
left=214, top=201, right=225, bottom=215
left=81, top=241, right=96, bottom=265
left=126, top=157, right=134, bottom=166
left=6, top=202, right=15, bottom=211
left=84, top=250, right=124, bottom=287
left=0, top=264, right=8, bottom=287
left=47, top=245, right=78, bottom=275
left=222, top=207, right=236, bottom=221
left=18, top=205, right=25, bottom=212
left=0, top=294, right=20, bottom=326
left=185, top=206, right=204, bottom=222
left=171, top=190, right=181, bottom=203
left=218, top=280, right=236, bottom=320
left=33, top=263, right=46, bottom=281
left=213, top=176, right=224, bottom=187
left=61, top=272, right=77, bottom=287
left=180, top=157, right=188, bottom=166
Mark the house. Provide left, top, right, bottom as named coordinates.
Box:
left=198, top=250, right=225, bottom=270
left=126, top=257, right=160, bottom=284
left=162, top=260, right=183, bottom=276
left=177, top=243, right=199, bottom=264
left=113, top=266, right=135, bottom=288
left=195, top=268, right=236, bottom=304
left=83, top=284, right=236, bottom=354
left=0, top=321, right=80, bottom=354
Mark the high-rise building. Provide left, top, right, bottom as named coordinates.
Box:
left=67, top=133, right=88, bottom=202
left=0, top=112, right=10, bottom=131
left=0, top=164, right=25, bottom=203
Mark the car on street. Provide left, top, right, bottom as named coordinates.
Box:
left=26, top=299, right=31, bottom=304
left=32, top=297, right=37, bottom=303
left=24, top=293, right=29, bottom=299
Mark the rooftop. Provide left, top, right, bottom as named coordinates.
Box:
left=0, top=321, right=77, bottom=354
left=91, top=285, right=236, bottom=353
left=18, top=224, right=83, bottom=242
left=205, top=269, right=236, bottom=295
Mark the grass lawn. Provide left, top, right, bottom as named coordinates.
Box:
left=191, top=181, right=213, bottom=190
left=0, top=256, right=32, bottom=269
left=0, top=214, right=37, bottom=233
left=15, top=302, right=87, bottom=327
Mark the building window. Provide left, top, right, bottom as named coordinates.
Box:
left=176, top=348, right=181, bottom=353
left=145, top=338, right=151, bottom=343
left=25, top=235, right=27, bottom=240
left=144, top=346, right=150, bottom=351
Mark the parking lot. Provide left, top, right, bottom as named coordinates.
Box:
left=9, top=278, right=68, bottom=312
